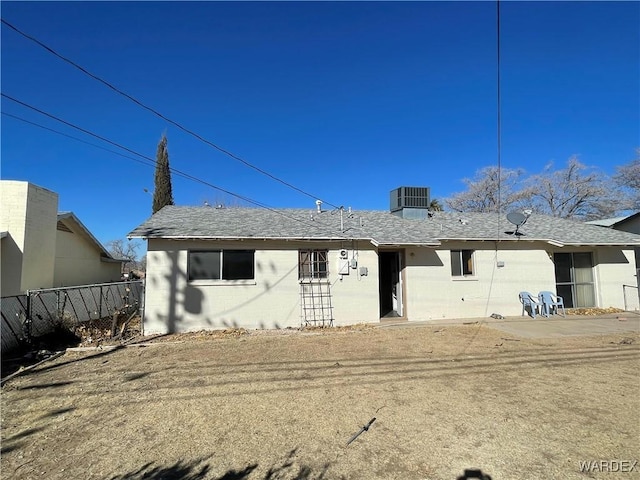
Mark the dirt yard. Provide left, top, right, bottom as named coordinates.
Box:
left=1, top=323, right=638, bottom=480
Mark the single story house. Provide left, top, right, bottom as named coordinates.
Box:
left=1, top=180, right=125, bottom=296
left=129, top=189, right=640, bottom=335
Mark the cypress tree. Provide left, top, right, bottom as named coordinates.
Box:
left=152, top=134, right=174, bottom=214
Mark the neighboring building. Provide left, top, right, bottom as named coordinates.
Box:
left=129, top=190, right=640, bottom=335
left=587, top=212, right=640, bottom=306
left=587, top=211, right=640, bottom=263
left=587, top=212, right=640, bottom=235
left=1, top=180, right=124, bottom=296
left=54, top=212, right=124, bottom=287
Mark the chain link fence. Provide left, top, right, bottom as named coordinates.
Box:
left=1, top=295, right=29, bottom=354
left=1, top=280, right=143, bottom=358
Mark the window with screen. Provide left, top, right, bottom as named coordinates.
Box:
left=188, top=250, right=255, bottom=281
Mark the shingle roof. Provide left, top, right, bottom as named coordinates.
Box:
left=128, top=206, right=640, bottom=247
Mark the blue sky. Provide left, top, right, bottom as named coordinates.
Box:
left=2, top=1, right=638, bottom=247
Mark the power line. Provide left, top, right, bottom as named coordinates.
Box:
left=1, top=18, right=340, bottom=210
left=2, top=93, right=152, bottom=163
left=0, top=112, right=138, bottom=159
left=2, top=110, right=182, bottom=181
left=1, top=95, right=352, bottom=240
left=496, top=0, right=502, bottom=226
left=2, top=111, right=152, bottom=168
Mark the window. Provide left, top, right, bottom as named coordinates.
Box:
left=299, top=250, right=328, bottom=280
left=188, top=250, right=254, bottom=281
left=451, top=249, right=474, bottom=277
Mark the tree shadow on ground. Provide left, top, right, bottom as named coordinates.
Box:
left=1, top=426, right=46, bottom=454
left=109, top=449, right=337, bottom=480
left=1, top=325, right=82, bottom=377
left=2, top=332, right=173, bottom=383
left=108, top=457, right=214, bottom=480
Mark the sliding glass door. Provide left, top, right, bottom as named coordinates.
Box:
left=554, top=252, right=595, bottom=308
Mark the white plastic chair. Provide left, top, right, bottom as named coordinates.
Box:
left=519, top=291, right=541, bottom=318
left=538, top=291, right=566, bottom=317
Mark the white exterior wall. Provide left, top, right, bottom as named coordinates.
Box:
left=594, top=248, right=639, bottom=310
left=404, top=243, right=557, bottom=320
left=144, top=238, right=639, bottom=333
left=55, top=229, right=122, bottom=287
left=329, top=244, right=379, bottom=326
left=404, top=243, right=638, bottom=320
left=143, top=239, right=379, bottom=334
left=0, top=181, right=57, bottom=293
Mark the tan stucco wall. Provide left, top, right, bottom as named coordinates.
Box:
left=1, top=181, right=29, bottom=249
left=0, top=181, right=57, bottom=293
left=54, top=228, right=122, bottom=287
left=143, top=239, right=380, bottom=334
left=1, top=234, right=23, bottom=296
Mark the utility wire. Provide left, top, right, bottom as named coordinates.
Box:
left=3, top=93, right=151, bottom=163
left=1, top=96, right=263, bottom=206
left=1, top=95, right=351, bottom=240
left=496, top=0, right=502, bottom=223
left=1, top=18, right=340, bottom=210
left=460, top=0, right=504, bottom=354
left=2, top=111, right=153, bottom=168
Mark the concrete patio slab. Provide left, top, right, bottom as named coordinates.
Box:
left=487, top=314, right=640, bottom=338
left=379, top=313, right=640, bottom=338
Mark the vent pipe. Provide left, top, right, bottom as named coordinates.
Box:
left=315, top=199, right=323, bottom=213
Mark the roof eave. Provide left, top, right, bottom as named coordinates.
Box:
left=58, top=212, right=115, bottom=259
left=101, top=257, right=127, bottom=264
left=376, top=242, right=441, bottom=247
left=130, top=234, right=442, bottom=248
left=136, top=235, right=364, bottom=242
left=560, top=242, right=640, bottom=247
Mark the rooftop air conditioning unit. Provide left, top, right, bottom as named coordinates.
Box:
left=390, top=186, right=430, bottom=212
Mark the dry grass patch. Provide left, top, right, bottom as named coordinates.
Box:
left=566, top=307, right=625, bottom=316
left=2, top=324, right=638, bottom=480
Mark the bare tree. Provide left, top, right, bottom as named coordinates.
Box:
left=206, top=194, right=251, bottom=209
left=525, top=156, right=618, bottom=220
left=612, top=149, right=640, bottom=210
left=445, top=166, right=529, bottom=213
left=106, top=239, right=145, bottom=274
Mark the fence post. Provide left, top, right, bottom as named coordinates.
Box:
left=24, top=290, right=32, bottom=345
left=140, top=280, right=145, bottom=336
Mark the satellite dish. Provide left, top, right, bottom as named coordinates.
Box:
left=506, top=211, right=528, bottom=236
left=506, top=212, right=527, bottom=226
